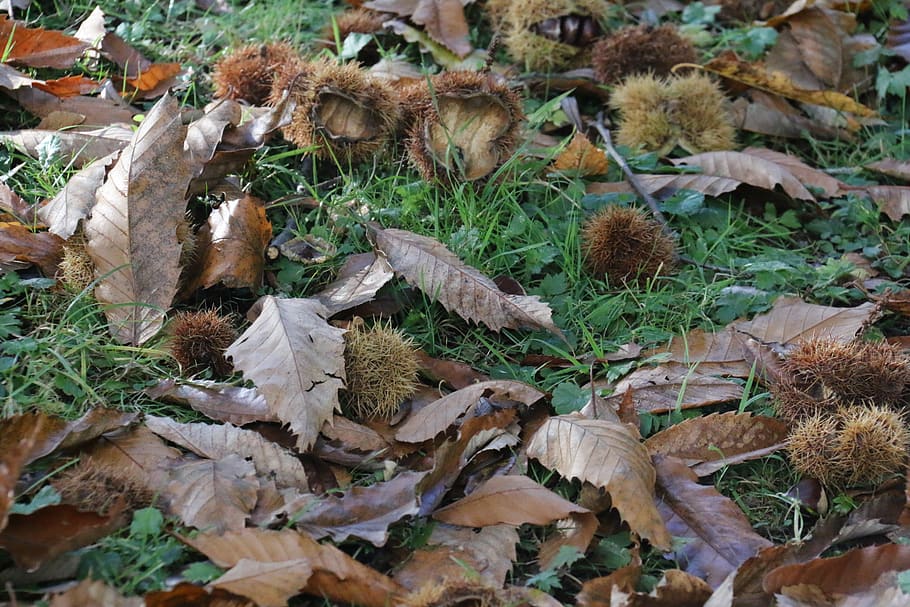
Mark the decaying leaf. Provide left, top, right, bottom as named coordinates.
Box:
left=370, top=225, right=564, bottom=338
left=527, top=414, right=672, bottom=550
left=861, top=185, right=910, bottom=222
left=81, top=425, right=183, bottom=498
left=672, top=151, right=816, bottom=201
left=22, top=407, right=138, bottom=464
left=144, top=415, right=310, bottom=490
left=655, top=456, right=773, bottom=588
left=610, top=569, right=713, bottom=607
left=604, top=363, right=744, bottom=415
left=144, top=583, right=254, bottom=607
left=645, top=412, right=788, bottom=476
left=365, top=0, right=473, bottom=57
left=164, top=454, right=259, bottom=532
left=587, top=172, right=742, bottom=200
left=85, top=94, right=193, bottom=345
left=0, top=126, right=130, bottom=168
left=38, top=152, right=119, bottom=239
left=734, top=296, right=877, bottom=344
left=312, top=252, right=395, bottom=316
left=866, top=159, right=910, bottom=182
left=181, top=527, right=406, bottom=607
left=551, top=131, right=610, bottom=176
left=0, top=413, right=45, bottom=533
left=145, top=379, right=275, bottom=425
left=225, top=296, right=346, bottom=451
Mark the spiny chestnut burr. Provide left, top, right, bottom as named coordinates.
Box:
left=169, top=309, right=237, bottom=377
left=212, top=42, right=304, bottom=105
left=592, top=24, right=698, bottom=85
left=581, top=205, right=676, bottom=284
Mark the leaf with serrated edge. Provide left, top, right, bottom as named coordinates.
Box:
left=371, top=225, right=563, bottom=337
left=164, top=454, right=258, bottom=533
left=145, top=415, right=309, bottom=490
left=526, top=414, right=672, bottom=550
left=672, top=151, right=815, bottom=201
left=85, top=94, right=193, bottom=345
left=225, top=296, right=346, bottom=451
left=210, top=558, right=312, bottom=607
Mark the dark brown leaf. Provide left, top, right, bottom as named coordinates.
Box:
left=0, top=220, right=62, bottom=275
left=0, top=180, right=36, bottom=224
left=22, top=407, right=138, bottom=464
left=144, top=582, right=254, bottom=607
left=0, top=413, right=45, bottom=533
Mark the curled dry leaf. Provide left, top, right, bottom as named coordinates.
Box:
left=312, top=252, right=395, bottom=316
left=861, top=185, right=910, bottom=222
left=164, top=454, right=259, bottom=533
left=610, top=570, right=713, bottom=607
left=0, top=221, right=63, bottom=275
left=672, top=151, right=816, bottom=201
left=144, top=583, right=255, bottom=607
left=576, top=564, right=642, bottom=607
left=526, top=414, right=672, bottom=550
left=393, top=523, right=519, bottom=590
left=365, top=0, right=473, bottom=58
left=82, top=425, right=187, bottom=497
left=0, top=62, right=40, bottom=90
left=0, top=180, right=34, bottom=224
left=370, top=225, right=565, bottom=338
left=85, top=94, right=194, bottom=345
left=225, top=296, right=346, bottom=451
left=551, top=131, right=610, bottom=176
left=740, top=147, right=843, bottom=197
left=655, top=456, right=773, bottom=588
left=38, top=152, right=118, bottom=239
left=644, top=412, right=788, bottom=476
left=144, top=415, right=309, bottom=490
left=181, top=527, right=406, bottom=607
left=146, top=379, right=275, bottom=425
left=321, top=415, right=389, bottom=453
left=395, top=379, right=544, bottom=443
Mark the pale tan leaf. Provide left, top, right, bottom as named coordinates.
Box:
left=85, top=94, right=193, bottom=345
left=645, top=412, right=788, bottom=476
left=866, top=159, right=910, bottom=182
left=0, top=126, right=130, bottom=168
left=184, top=99, right=242, bottom=174
left=144, top=415, right=309, bottom=491
left=0, top=180, right=34, bottom=224
left=312, top=252, right=395, bottom=316
left=605, top=364, right=744, bottom=415
left=860, top=185, right=910, bottom=221
left=145, top=379, right=275, bottom=425
left=733, top=296, right=877, bottom=344
left=49, top=578, right=143, bottom=607
left=664, top=326, right=751, bottom=368
left=656, top=456, right=773, bottom=588
left=210, top=558, right=312, bottom=607
left=181, top=528, right=406, bottom=607
left=741, top=147, right=843, bottom=197
left=0, top=63, right=40, bottom=90
left=82, top=425, right=181, bottom=495
left=12, top=85, right=138, bottom=125
left=225, top=296, right=346, bottom=451
left=526, top=414, right=672, bottom=550
left=672, top=151, right=816, bottom=201
left=586, top=173, right=742, bottom=199
left=38, top=152, right=118, bottom=239
left=393, top=523, right=518, bottom=590
left=371, top=225, right=564, bottom=337
left=395, top=380, right=544, bottom=443
left=165, top=454, right=258, bottom=532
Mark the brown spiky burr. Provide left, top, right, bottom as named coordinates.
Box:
left=581, top=205, right=676, bottom=284
left=169, top=309, right=237, bottom=377
left=212, top=42, right=304, bottom=105
left=592, top=24, right=698, bottom=85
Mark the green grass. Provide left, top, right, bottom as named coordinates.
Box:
left=4, top=0, right=910, bottom=600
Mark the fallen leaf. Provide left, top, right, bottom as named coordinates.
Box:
left=182, top=187, right=271, bottom=293
left=370, top=225, right=564, bottom=338
left=393, top=523, right=518, bottom=590
left=1, top=125, right=130, bottom=168
left=48, top=578, right=143, bottom=607
left=0, top=413, right=44, bottom=533
left=551, top=131, right=610, bottom=176
left=22, top=407, right=138, bottom=464
left=395, top=379, right=544, bottom=443
left=12, top=85, right=138, bottom=125
left=0, top=62, right=40, bottom=90
left=33, top=74, right=100, bottom=97
left=311, top=252, right=395, bottom=316
left=181, top=527, right=406, bottom=607
left=119, top=62, right=183, bottom=97
left=85, top=94, right=193, bottom=345
left=655, top=455, right=773, bottom=588
left=865, top=159, right=910, bottom=182
left=604, top=363, right=744, bottom=414
left=38, top=152, right=118, bottom=239
left=730, top=91, right=854, bottom=141
left=0, top=502, right=128, bottom=571
left=741, top=147, right=843, bottom=197
left=365, top=0, right=473, bottom=57
left=0, top=221, right=63, bottom=275
left=860, top=185, right=910, bottom=221
left=0, top=178, right=34, bottom=225
left=165, top=454, right=259, bottom=532
left=699, top=51, right=877, bottom=117
left=144, top=583, right=254, bottom=607
left=210, top=558, right=312, bottom=607
left=225, top=296, right=346, bottom=451
left=587, top=173, right=743, bottom=200
left=144, top=415, right=310, bottom=491
left=0, top=13, right=88, bottom=68
left=576, top=565, right=642, bottom=607
left=81, top=425, right=182, bottom=497
left=526, top=414, right=672, bottom=550
left=321, top=415, right=389, bottom=453
left=145, top=379, right=275, bottom=425
left=672, top=151, right=816, bottom=201
left=293, top=470, right=425, bottom=546
left=416, top=350, right=490, bottom=389
left=734, top=296, right=877, bottom=344
left=611, top=569, right=713, bottom=607
left=645, top=412, right=788, bottom=476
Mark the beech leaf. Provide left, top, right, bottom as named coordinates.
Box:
left=85, top=94, right=194, bottom=345
left=164, top=454, right=259, bottom=533
left=145, top=415, right=309, bottom=491
left=225, top=296, right=346, bottom=451
left=370, top=225, right=564, bottom=338
left=526, top=414, right=672, bottom=550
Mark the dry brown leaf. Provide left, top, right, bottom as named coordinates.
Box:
left=551, top=131, right=610, bottom=176
left=144, top=583, right=254, bottom=607
left=225, top=296, right=346, bottom=451
left=183, top=187, right=272, bottom=293
left=526, top=414, right=672, bottom=550
left=23, top=406, right=138, bottom=464
left=610, top=569, right=713, bottom=607
left=866, top=159, right=910, bottom=182
left=645, top=412, right=788, bottom=476
left=730, top=91, right=853, bottom=141
left=0, top=180, right=34, bottom=224
left=0, top=502, right=128, bottom=571
left=393, top=523, right=518, bottom=590
left=32, top=74, right=100, bottom=97
left=734, top=296, right=877, bottom=344
left=370, top=225, right=564, bottom=338
left=0, top=413, right=44, bottom=533
left=860, top=185, right=910, bottom=221
left=38, top=152, right=118, bottom=239
left=293, top=470, right=424, bottom=546
left=604, top=363, right=744, bottom=415
left=763, top=543, right=910, bottom=598
left=0, top=62, right=40, bottom=90
left=576, top=565, right=642, bottom=607
left=672, top=151, right=816, bottom=201
left=145, top=379, right=275, bottom=425
left=741, top=147, right=843, bottom=197
left=118, top=62, right=183, bottom=97
left=48, top=578, right=143, bottom=607
left=312, top=252, right=395, bottom=316
left=321, top=415, right=389, bottom=453
left=395, top=379, right=544, bottom=443
left=85, top=94, right=193, bottom=344
left=587, top=173, right=743, bottom=200
left=0, top=13, right=87, bottom=68
left=699, top=51, right=877, bottom=117
left=210, top=558, right=312, bottom=607
left=655, top=455, right=773, bottom=588
left=416, top=350, right=490, bottom=389
left=165, top=454, right=259, bottom=532
left=365, top=0, right=472, bottom=57
left=144, top=415, right=309, bottom=491
left=0, top=221, right=63, bottom=275
left=181, top=527, right=406, bottom=607
left=81, top=425, right=183, bottom=497
left=12, top=85, right=138, bottom=125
